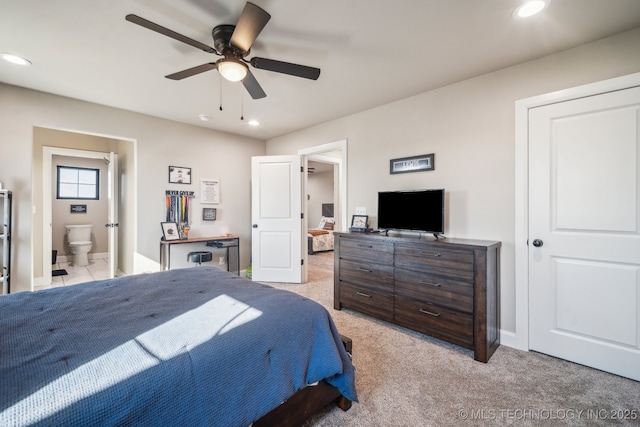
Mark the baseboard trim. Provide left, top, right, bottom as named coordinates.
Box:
left=499, top=329, right=517, bottom=350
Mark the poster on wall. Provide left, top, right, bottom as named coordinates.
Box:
left=168, top=166, right=191, bottom=184
left=201, top=179, right=220, bottom=204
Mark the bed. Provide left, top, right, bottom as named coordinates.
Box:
left=0, top=267, right=357, bottom=426
left=308, top=216, right=335, bottom=255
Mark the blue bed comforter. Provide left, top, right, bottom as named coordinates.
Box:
left=0, top=267, right=357, bottom=426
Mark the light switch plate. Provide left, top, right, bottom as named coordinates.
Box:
left=355, top=207, right=366, bottom=215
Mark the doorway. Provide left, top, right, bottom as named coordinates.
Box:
left=51, top=153, right=110, bottom=284
left=42, top=146, right=118, bottom=287
left=300, top=140, right=347, bottom=282
left=33, top=127, right=134, bottom=290
left=249, top=140, right=347, bottom=284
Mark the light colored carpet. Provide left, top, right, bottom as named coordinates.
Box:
left=266, top=251, right=640, bottom=427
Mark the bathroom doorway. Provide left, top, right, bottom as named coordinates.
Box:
left=42, top=146, right=118, bottom=286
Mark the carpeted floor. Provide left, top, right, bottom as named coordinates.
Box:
left=266, top=251, right=640, bottom=427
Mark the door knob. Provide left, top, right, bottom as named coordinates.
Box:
left=532, top=239, right=543, bottom=247
left=252, top=224, right=258, bottom=228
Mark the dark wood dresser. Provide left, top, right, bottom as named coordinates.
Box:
left=333, top=232, right=501, bottom=362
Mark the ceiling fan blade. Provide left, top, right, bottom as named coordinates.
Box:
left=166, top=63, right=217, bottom=80
left=242, top=70, right=267, bottom=99
left=230, top=2, right=271, bottom=52
left=126, top=14, right=217, bottom=54
left=250, top=57, right=320, bottom=80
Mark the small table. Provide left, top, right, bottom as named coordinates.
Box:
left=160, top=235, right=240, bottom=275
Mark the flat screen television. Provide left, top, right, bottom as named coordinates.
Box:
left=377, top=189, right=444, bottom=236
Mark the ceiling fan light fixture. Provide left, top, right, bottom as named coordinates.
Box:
left=513, top=0, right=549, bottom=19
left=218, top=58, right=248, bottom=82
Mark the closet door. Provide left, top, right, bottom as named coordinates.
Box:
left=528, top=86, right=640, bottom=381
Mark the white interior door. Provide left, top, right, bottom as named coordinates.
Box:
left=251, top=155, right=302, bottom=283
left=107, top=152, right=118, bottom=278
left=528, top=86, right=640, bottom=381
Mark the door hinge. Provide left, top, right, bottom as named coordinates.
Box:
left=301, top=212, right=304, bottom=219
left=301, top=166, right=304, bottom=173
left=301, top=259, right=304, bottom=265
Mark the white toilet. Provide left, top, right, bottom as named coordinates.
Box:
left=66, top=224, right=93, bottom=266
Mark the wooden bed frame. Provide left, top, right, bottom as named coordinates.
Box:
left=254, top=335, right=353, bottom=427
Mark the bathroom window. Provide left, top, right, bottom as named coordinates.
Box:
left=57, top=166, right=100, bottom=200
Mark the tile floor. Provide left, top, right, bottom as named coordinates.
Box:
left=47, top=256, right=110, bottom=289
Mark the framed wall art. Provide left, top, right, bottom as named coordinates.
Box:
left=169, top=166, right=191, bottom=184
left=201, top=178, right=220, bottom=204
left=161, top=221, right=180, bottom=240
left=203, top=207, right=217, bottom=221
left=390, top=153, right=434, bottom=174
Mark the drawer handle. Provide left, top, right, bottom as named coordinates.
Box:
left=356, top=244, right=373, bottom=249
left=420, top=280, right=441, bottom=287
left=356, top=291, right=372, bottom=298
left=421, top=251, right=442, bottom=257
left=419, top=308, right=441, bottom=317
left=357, top=267, right=373, bottom=273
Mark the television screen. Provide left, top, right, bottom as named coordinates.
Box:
left=377, top=189, right=444, bottom=234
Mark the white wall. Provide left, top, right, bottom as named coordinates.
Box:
left=52, top=155, right=108, bottom=256
left=0, top=85, right=265, bottom=292
left=266, top=28, right=640, bottom=336
left=307, top=170, right=334, bottom=228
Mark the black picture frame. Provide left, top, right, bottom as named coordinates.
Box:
left=350, top=214, right=369, bottom=229
left=168, top=166, right=191, bottom=184
left=390, top=153, right=434, bottom=174
left=203, top=207, right=217, bottom=221
left=161, top=221, right=180, bottom=240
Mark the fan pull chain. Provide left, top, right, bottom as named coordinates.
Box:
left=219, top=77, right=223, bottom=111
left=240, top=92, right=244, bottom=121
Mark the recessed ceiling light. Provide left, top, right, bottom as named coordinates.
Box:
left=513, top=0, right=549, bottom=19
left=2, top=53, right=31, bottom=66
left=198, top=114, right=211, bottom=121
left=248, top=120, right=260, bottom=126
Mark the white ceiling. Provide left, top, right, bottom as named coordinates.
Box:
left=2, top=1, right=640, bottom=140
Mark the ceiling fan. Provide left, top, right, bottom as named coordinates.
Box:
left=126, top=2, right=321, bottom=100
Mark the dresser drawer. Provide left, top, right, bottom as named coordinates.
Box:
left=339, top=259, right=394, bottom=293
left=394, top=269, right=473, bottom=313
left=394, top=297, right=473, bottom=349
left=394, top=244, right=474, bottom=281
left=340, top=282, right=394, bottom=321
left=339, top=237, right=394, bottom=264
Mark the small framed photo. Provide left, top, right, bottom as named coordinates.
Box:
left=161, top=222, right=180, bottom=241
left=203, top=207, right=217, bottom=221
left=169, top=166, right=191, bottom=184
left=390, top=153, right=434, bottom=174
left=350, top=214, right=369, bottom=230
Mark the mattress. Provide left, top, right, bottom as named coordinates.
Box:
left=0, top=267, right=357, bottom=426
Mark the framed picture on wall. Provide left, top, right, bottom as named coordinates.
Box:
left=161, top=222, right=180, bottom=240
left=169, top=166, right=191, bottom=184
left=203, top=207, right=217, bottom=221
left=390, top=153, right=434, bottom=174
